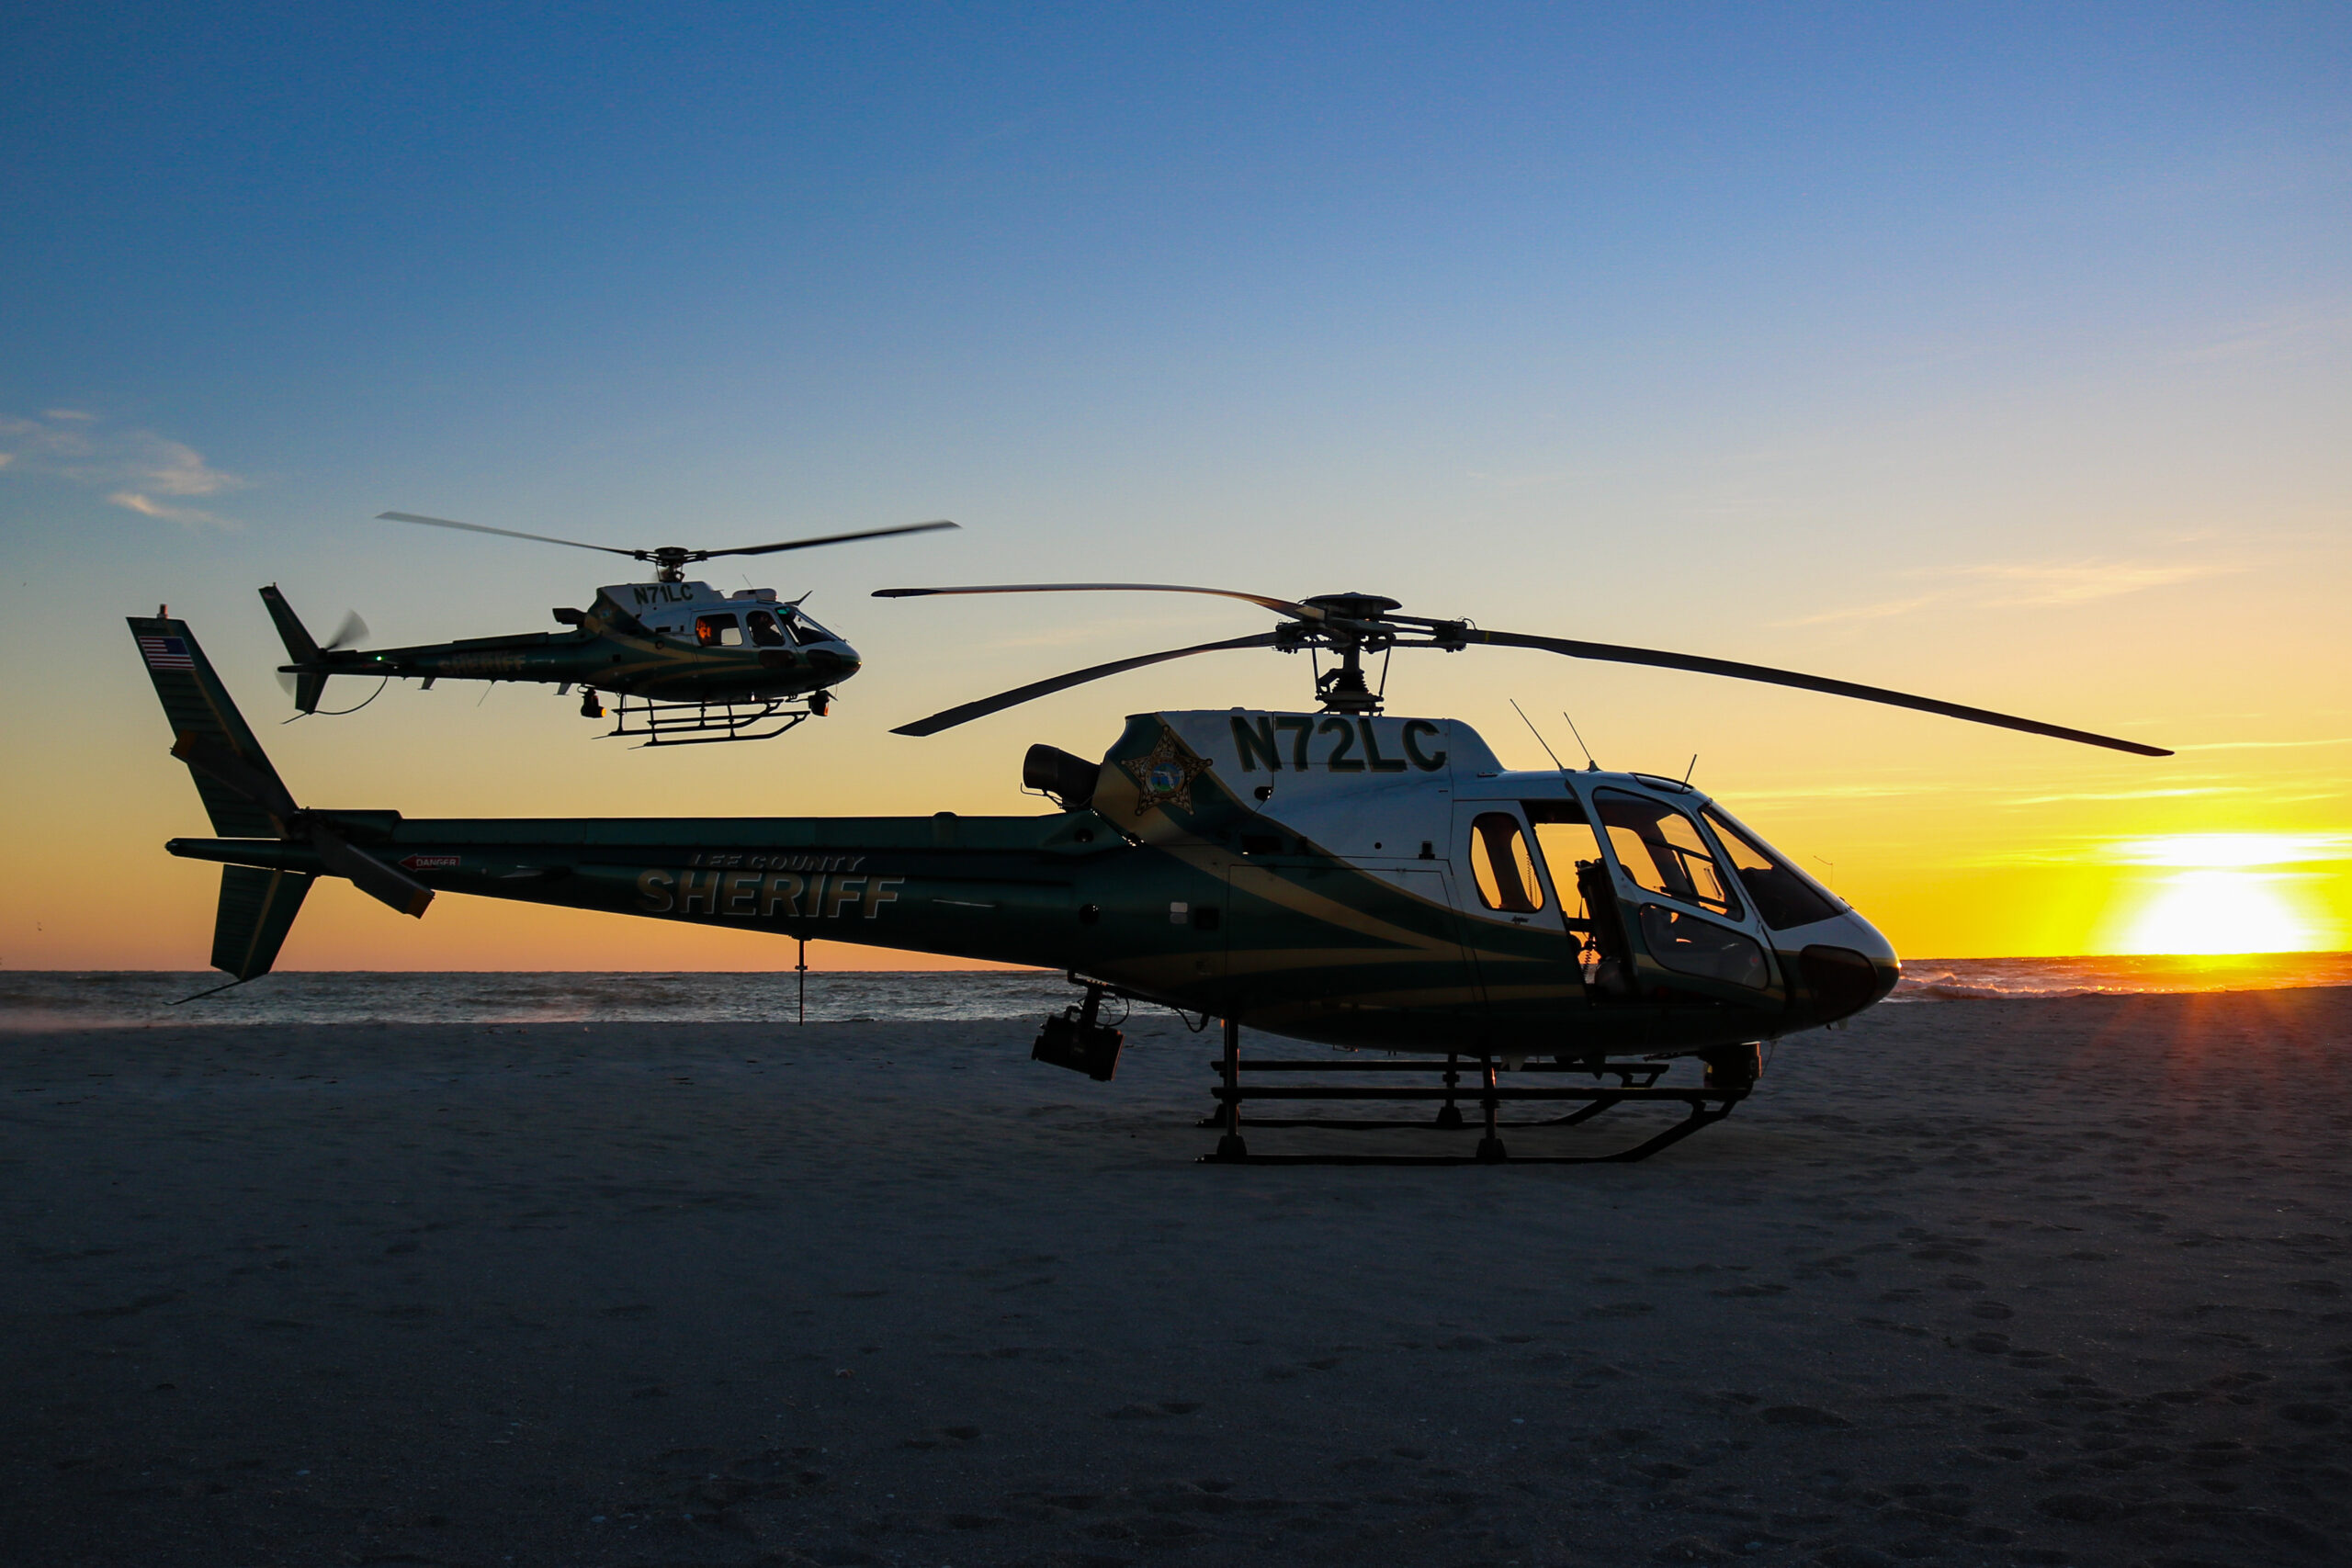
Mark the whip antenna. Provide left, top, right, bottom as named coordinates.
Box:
left=1510, top=698, right=1566, bottom=771
left=1560, top=711, right=1599, bottom=770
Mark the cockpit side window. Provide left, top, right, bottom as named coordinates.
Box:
left=695, top=613, right=742, bottom=649
left=1592, top=789, right=1742, bottom=919
left=745, top=610, right=788, bottom=647
left=1701, top=807, right=1845, bottom=931
left=1468, top=812, right=1547, bottom=914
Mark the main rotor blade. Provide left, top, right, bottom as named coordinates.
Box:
left=703, top=520, right=961, bottom=558
left=307, top=826, right=434, bottom=919
left=891, top=631, right=1284, bottom=737
left=1464, top=629, right=2171, bottom=756
left=874, top=581, right=1322, bottom=620
left=376, top=512, right=640, bottom=558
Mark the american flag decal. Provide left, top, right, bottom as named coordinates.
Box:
left=139, top=635, right=195, bottom=671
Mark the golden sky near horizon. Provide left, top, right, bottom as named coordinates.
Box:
left=6, top=517, right=2346, bottom=974
left=5, top=9, right=2348, bottom=974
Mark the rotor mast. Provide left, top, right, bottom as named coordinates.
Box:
left=1280, top=592, right=1467, bottom=716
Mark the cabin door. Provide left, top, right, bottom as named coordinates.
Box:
left=1452, top=801, right=1589, bottom=1041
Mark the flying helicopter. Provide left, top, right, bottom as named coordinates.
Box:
left=130, top=584, right=2165, bottom=1164
left=261, top=511, right=958, bottom=744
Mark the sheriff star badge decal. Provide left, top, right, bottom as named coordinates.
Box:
left=1121, top=733, right=1209, bottom=816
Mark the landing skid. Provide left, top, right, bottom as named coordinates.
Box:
left=1197, top=1022, right=1751, bottom=1165
left=596, top=692, right=824, bottom=746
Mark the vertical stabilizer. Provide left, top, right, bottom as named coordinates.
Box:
left=258, top=585, right=329, bottom=714
left=212, top=865, right=313, bottom=980
left=127, top=616, right=290, bottom=837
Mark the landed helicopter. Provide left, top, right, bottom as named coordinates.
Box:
left=262, top=512, right=958, bottom=744
left=130, top=586, right=2165, bottom=1164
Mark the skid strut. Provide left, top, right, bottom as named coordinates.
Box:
left=597, top=691, right=824, bottom=746
left=1197, top=1024, right=1751, bottom=1165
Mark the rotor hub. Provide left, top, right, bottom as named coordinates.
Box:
left=1302, top=592, right=1401, bottom=623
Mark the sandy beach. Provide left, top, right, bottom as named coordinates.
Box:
left=4, top=988, right=2348, bottom=1567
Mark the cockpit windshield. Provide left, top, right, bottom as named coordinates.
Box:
left=783, top=608, right=839, bottom=646
left=1700, top=807, right=1847, bottom=931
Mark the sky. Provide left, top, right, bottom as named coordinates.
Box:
left=3, top=1, right=2348, bottom=971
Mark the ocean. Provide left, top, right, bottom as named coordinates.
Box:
left=4, top=953, right=2348, bottom=1029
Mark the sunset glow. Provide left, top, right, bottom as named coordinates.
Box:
left=2105, top=836, right=2338, bottom=956
left=2119, top=871, right=2317, bottom=956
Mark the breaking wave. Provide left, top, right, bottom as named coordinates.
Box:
left=1890, top=952, right=2352, bottom=1001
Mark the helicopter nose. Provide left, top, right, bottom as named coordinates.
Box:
left=1785, top=909, right=1902, bottom=1024
left=811, top=644, right=861, bottom=682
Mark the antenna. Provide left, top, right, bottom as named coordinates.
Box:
left=1559, top=711, right=1599, bottom=771
left=1509, top=699, right=1566, bottom=771
left=1682, top=753, right=1698, bottom=785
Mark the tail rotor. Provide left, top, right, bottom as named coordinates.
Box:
left=261, top=585, right=368, bottom=715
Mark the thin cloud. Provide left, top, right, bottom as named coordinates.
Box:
left=2105, top=832, right=2352, bottom=867
left=2177, top=737, right=2352, bottom=751
left=1779, top=554, right=2238, bottom=626
left=2180, top=306, right=2352, bottom=365
left=1708, top=781, right=1976, bottom=805
left=1961, top=560, right=2235, bottom=606
left=107, top=491, right=227, bottom=526
left=0, top=410, right=245, bottom=528
left=1777, top=593, right=1944, bottom=627
left=2001, top=785, right=2243, bottom=806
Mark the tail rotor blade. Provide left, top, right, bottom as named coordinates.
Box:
left=891, top=632, right=1283, bottom=737
left=324, top=611, right=369, bottom=651
left=1464, top=629, right=2171, bottom=757
left=306, top=827, right=434, bottom=919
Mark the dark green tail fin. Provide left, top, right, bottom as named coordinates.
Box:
left=128, top=615, right=291, bottom=837
left=129, top=615, right=311, bottom=980
left=258, top=585, right=329, bottom=714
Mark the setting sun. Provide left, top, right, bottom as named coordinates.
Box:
left=2105, top=835, right=2341, bottom=955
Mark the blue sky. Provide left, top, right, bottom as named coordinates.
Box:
left=5, top=3, right=2349, bottom=964
left=11, top=5, right=2343, bottom=526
